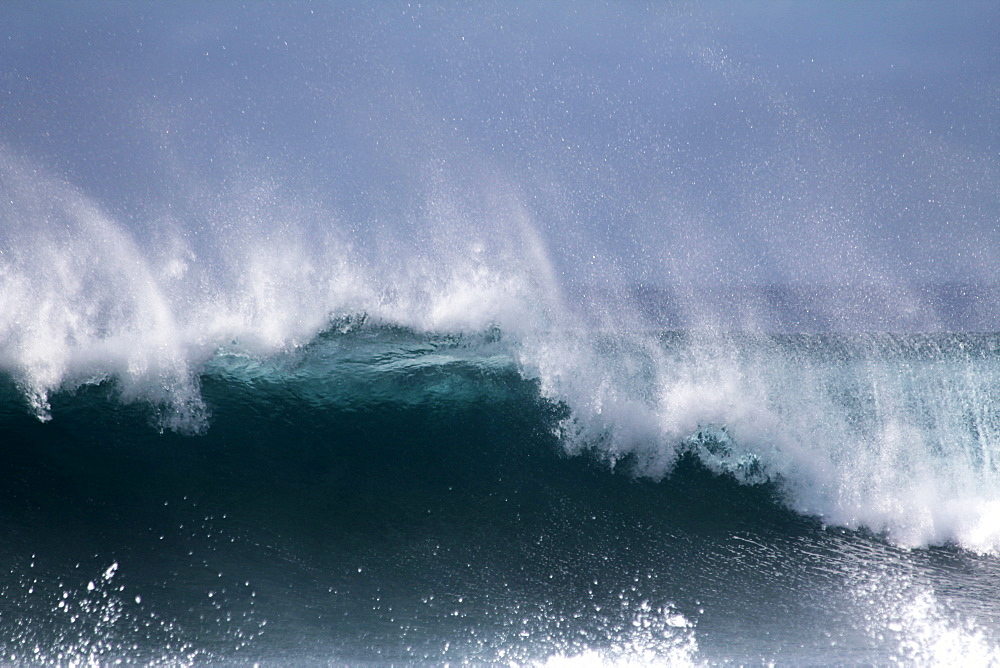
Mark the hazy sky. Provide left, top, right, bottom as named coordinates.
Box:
left=3, top=2, right=998, bottom=289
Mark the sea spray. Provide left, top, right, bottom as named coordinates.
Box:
left=0, top=149, right=564, bottom=430
left=519, top=327, right=1000, bottom=552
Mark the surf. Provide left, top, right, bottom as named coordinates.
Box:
left=2, top=4, right=1000, bottom=663
left=1, top=151, right=999, bottom=552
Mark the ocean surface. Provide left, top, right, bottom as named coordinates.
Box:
left=2, top=315, right=1000, bottom=665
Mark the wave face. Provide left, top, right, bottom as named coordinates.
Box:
left=2, top=321, right=1000, bottom=664
left=2, top=149, right=998, bottom=556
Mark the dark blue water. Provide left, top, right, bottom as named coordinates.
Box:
left=2, top=324, right=999, bottom=665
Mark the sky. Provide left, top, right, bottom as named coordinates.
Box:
left=2, top=1, right=999, bottom=294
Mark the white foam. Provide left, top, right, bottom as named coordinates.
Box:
left=850, top=569, right=1000, bottom=666
left=0, top=150, right=561, bottom=430
left=523, top=327, right=1000, bottom=553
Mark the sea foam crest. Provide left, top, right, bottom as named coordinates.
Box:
left=0, top=155, right=206, bottom=428
left=0, top=151, right=558, bottom=430
left=525, top=327, right=1000, bottom=553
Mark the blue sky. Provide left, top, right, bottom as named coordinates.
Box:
left=2, top=2, right=998, bottom=290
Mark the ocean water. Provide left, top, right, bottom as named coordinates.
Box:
left=3, top=289, right=1000, bottom=665
left=3, top=3, right=1000, bottom=665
